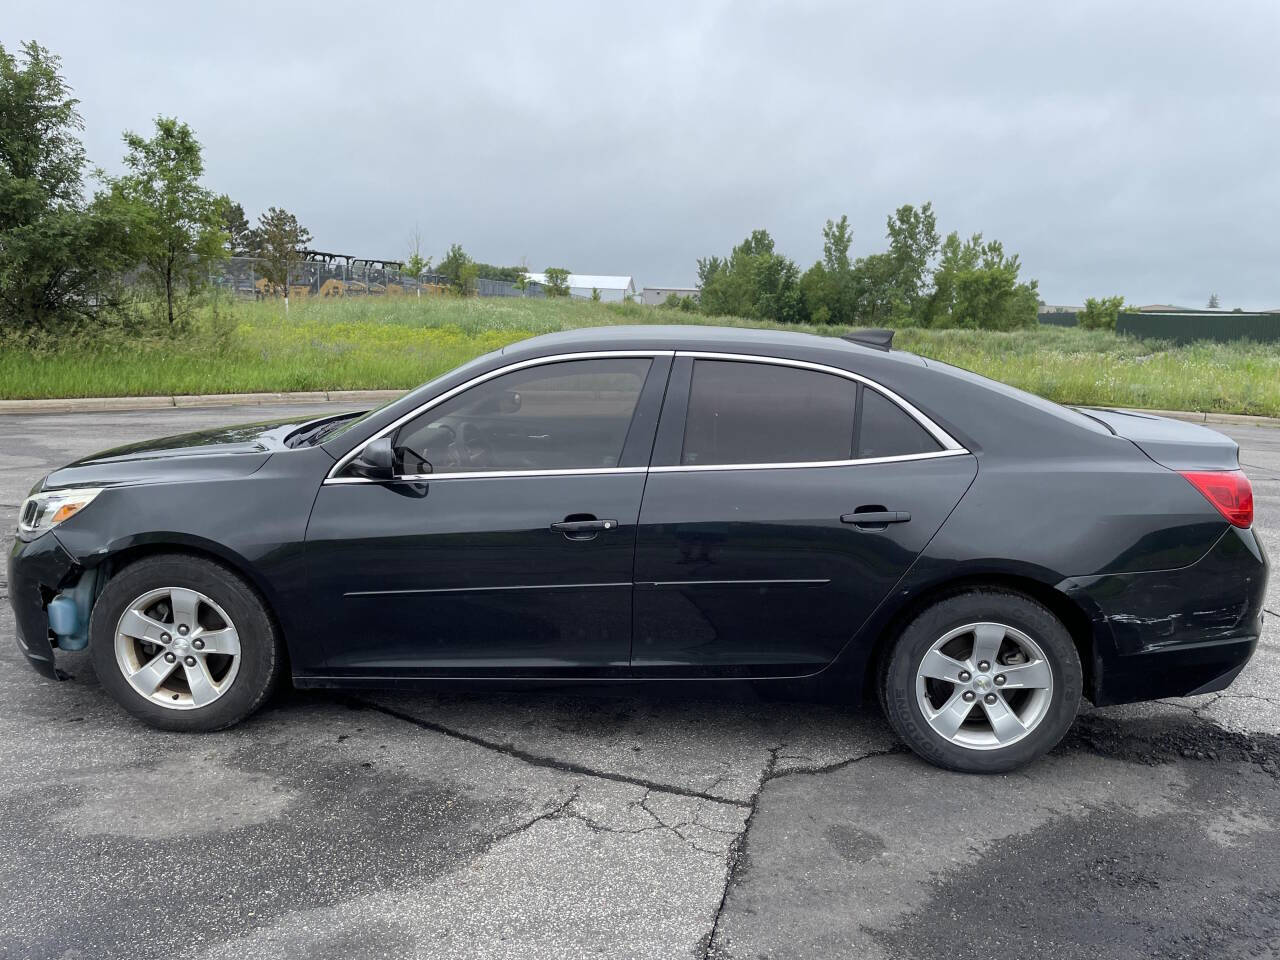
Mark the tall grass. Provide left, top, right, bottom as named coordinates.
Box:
left=1, top=295, right=1277, bottom=415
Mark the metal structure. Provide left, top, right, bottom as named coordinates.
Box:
left=210, top=254, right=562, bottom=302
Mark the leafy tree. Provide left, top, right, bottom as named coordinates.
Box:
left=822, top=214, right=853, bottom=272
left=590, top=287, right=601, bottom=302
left=220, top=198, right=255, bottom=256
left=924, top=232, right=1038, bottom=330
left=0, top=41, right=137, bottom=329
left=1078, top=295, right=1126, bottom=331
left=109, top=117, right=226, bottom=325
left=847, top=252, right=902, bottom=325
left=800, top=215, right=856, bottom=325
left=457, top=262, right=478, bottom=296
left=696, top=255, right=723, bottom=292
left=697, top=229, right=803, bottom=323
left=253, top=207, right=311, bottom=307
left=437, top=243, right=473, bottom=292
left=1207, top=292, right=1220, bottom=309
left=884, top=202, right=939, bottom=318
left=472, top=263, right=525, bottom=282
left=404, top=226, right=431, bottom=279
left=514, top=272, right=529, bottom=296
left=544, top=266, right=571, bottom=297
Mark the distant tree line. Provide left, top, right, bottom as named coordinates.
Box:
left=688, top=202, right=1041, bottom=329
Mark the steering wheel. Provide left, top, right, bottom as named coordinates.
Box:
left=456, top=421, right=493, bottom=470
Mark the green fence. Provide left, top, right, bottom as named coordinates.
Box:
left=1117, top=311, right=1280, bottom=344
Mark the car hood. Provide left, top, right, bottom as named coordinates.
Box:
left=41, top=417, right=311, bottom=491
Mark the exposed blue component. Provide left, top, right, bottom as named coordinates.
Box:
left=47, top=567, right=100, bottom=652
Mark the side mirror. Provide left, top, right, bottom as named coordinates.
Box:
left=349, top=436, right=395, bottom=480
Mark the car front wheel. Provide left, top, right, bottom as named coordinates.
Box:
left=881, top=588, right=1082, bottom=773
left=89, top=554, right=282, bottom=731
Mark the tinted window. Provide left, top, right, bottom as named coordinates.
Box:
left=392, top=358, right=651, bottom=474
left=857, top=388, right=942, bottom=459
left=681, top=360, right=857, bottom=465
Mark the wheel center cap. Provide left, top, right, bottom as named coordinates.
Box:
left=974, top=674, right=990, bottom=691
left=173, top=637, right=191, bottom=653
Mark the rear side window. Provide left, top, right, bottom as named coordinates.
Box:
left=681, top=360, right=858, bottom=465
left=857, top=388, right=941, bottom=459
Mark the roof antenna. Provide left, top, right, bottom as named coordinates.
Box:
left=841, top=329, right=894, bottom=351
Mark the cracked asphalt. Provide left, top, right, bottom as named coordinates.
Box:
left=0, top=405, right=1277, bottom=960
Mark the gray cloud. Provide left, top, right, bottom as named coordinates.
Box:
left=9, top=0, right=1279, bottom=307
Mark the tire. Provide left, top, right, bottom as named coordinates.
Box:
left=880, top=588, right=1082, bottom=773
left=89, top=554, right=282, bottom=731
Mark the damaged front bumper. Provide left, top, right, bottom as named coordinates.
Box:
left=7, top=532, right=83, bottom=680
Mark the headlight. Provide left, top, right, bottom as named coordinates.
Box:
left=17, top=487, right=104, bottom=539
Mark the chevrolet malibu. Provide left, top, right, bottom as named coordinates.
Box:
left=7, top=326, right=1268, bottom=772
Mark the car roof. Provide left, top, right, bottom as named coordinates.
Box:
left=499, top=324, right=929, bottom=368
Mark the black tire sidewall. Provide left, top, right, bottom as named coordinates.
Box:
left=883, top=589, right=1082, bottom=773
left=89, top=555, right=279, bottom=731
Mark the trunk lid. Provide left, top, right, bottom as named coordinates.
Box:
left=1075, top=408, right=1240, bottom=471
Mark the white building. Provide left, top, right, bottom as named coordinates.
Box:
left=523, top=273, right=636, bottom=302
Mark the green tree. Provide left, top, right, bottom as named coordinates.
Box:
left=404, top=226, right=431, bottom=280
left=822, top=214, right=853, bottom=272
left=0, top=41, right=137, bottom=330
left=1078, top=295, right=1126, bottom=331
left=457, top=262, right=478, bottom=296
left=924, top=232, right=1038, bottom=330
left=800, top=214, right=856, bottom=324
left=884, top=202, right=940, bottom=318
left=253, top=207, right=311, bottom=308
left=544, top=266, right=571, bottom=297
left=109, top=117, right=226, bottom=325
left=1207, top=292, right=1220, bottom=309
left=698, top=230, right=803, bottom=323
left=220, top=198, right=255, bottom=256
left=590, top=286, right=601, bottom=302
left=437, top=242, right=474, bottom=293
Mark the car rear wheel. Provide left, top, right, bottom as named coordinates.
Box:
left=89, top=554, right=282, bottom=731
left=881, top=589, right=1082, bottom=773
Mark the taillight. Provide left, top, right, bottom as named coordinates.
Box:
left=1179, top=469, right=1253, bottom=528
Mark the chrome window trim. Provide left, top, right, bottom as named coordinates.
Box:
left=323, top=346, right=970, bottom=486
left=325, top=466, right=648, bottom=485
left=649, top=448, right=969, bottom=474
left=676, top=350, right=964, bottom=452
left=324, top=350, right=673, bottom=483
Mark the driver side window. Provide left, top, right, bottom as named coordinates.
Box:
left=392, top=357, right=652, bottom=476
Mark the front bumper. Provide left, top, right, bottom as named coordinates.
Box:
left=1062, top=526, right=1269, bottom=705
left=7, top=532, right=80, bottom=679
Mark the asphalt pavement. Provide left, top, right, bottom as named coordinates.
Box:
left=0, top=405, right=1277, bottom=960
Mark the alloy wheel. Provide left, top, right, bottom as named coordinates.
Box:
left=915, top=621, right=1054, bottom=750
left=113, top=587, right=241, bottom=710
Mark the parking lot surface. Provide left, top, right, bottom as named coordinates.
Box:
left=1, top=405, right=1277, bottom=960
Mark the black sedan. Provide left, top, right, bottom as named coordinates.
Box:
left=8, top=326, right=1268, bottom=772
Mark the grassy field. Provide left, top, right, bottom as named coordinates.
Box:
left=1, top=296, right=1278, bottom=415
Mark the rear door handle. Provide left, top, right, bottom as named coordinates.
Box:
left=841, top=510, right=911, bottom=527
left=551, top=518, right=617, bottom=540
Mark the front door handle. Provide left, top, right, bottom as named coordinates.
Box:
left=551, top=517, right=617, bottom=541
left=841, top=510, right=911, bottom=527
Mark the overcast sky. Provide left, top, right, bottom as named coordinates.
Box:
left=8, top=1, right=1279, bottom=307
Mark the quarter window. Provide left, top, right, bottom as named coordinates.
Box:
left=681, top=360, right=858, bottom=465
left=857, top=388, right=942, bottom=459
left=391, top=358, right=651, bottom=475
